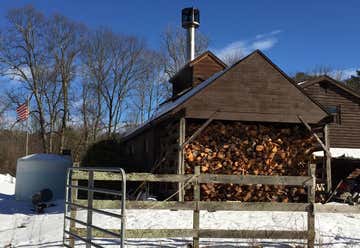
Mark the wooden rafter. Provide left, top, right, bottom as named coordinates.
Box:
left=297, top=115, right=331, bottom=157
left=180, top=111, right=218, bottom=149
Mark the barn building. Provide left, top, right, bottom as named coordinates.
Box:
left=120, top=49, right=333, bottom=201
left=299, top=76, right=360, bottom=187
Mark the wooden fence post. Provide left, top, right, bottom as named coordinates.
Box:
left=69, top=178, right=77, bottom=247
left=178, top=117, right=186, bottom=201
left=324, top=124, right=332, bottom=192
left=193, top=165, right=200, bottom=248
left=307, top=163, right=316, bottom=248
left=86, top=171, right=94, bottom=248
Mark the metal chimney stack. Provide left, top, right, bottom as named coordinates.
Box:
left=182, top=8, right=200, bottom=62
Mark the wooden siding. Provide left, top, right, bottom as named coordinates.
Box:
left=122, top=118, right=180, bottom=172
left=181, top=51, right=328, bottom=124
left=192, top=55, right=225, bottom=87
left=302, top=82, right=360, bottom=148
left=122, top=128, right=155, bottom=172
left=171, top=52, right=226, bottom=97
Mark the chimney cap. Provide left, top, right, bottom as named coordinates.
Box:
left=182, top=7, right=200, bottom=28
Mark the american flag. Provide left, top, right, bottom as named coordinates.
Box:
left=16, top=102, right=29, bottom=121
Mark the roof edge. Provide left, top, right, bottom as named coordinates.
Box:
left=169, top=50, right=227, bottom=83
left=252, top=50, right=332, bottom=117
left=121, top=50, right=333, bottom=142
left=300, top=75, right=360, bottom=99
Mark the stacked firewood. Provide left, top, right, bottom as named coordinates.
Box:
left=184, top=121, right=317, bottom=202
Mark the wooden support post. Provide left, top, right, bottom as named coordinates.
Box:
left=69, top=178, right=78, bottom=247
left=321, top=153, right=326, bottom=182
left=307, top=163, right=316, bottom=248
left=181, top=116, right=214, bottom=149
left=86, top=171, right=94, bottom=248
left=324, top=125, right=332, bottom=192
left=178, top=117, right=186, bottom=201
left=298, top=116, right=331, bottom=157
left=193, top=165, right=200, bottom=248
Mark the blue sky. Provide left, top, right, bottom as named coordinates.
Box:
left=0, top=0, right=359, bottom=76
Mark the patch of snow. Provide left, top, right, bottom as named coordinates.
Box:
left=1, top=173, right=360, bottom=247
left=18, top=153, right=72, bottom=162
left=0, top=174, right=16, bottom=197
left=297, top=81, right=307, bottom=85
left=313, top=148, right=360, bottom=159
left=0, top=173, right=15, bottom=195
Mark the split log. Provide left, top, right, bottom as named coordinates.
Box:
left=184, top=121, right=316, bottom=202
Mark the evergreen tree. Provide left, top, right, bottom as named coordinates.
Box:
left=293, top=72, right=316, bottom=82
left=345, top=70, right=360, bottom=93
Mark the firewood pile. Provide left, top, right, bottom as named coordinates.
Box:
left=184, top=121, right=317, bottom=202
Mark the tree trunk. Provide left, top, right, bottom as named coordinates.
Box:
left=60, top=79, right=69, bottom=152
left=34, top=94, right=48, bottom=153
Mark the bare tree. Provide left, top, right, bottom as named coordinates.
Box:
left=80, top=28, right=115, bottom=140
left=221, top=49, right=244, bottom=66
left=0, top=95, right=10, bottom=128
left=161, top=26, right=209, bottom=79
left=81, top=28, right=145, bottom=137
left=78, top=80, right=92, bottom=146
left=108, top=34, right=145, bottom=135
left=131, top=50, right=165, bottom=124
left=76, top=74, right=105, bottom=146
left=42, top=69, right=62, bottom=152
left=0, top=6, right=49, bottom=152
left=293, top=66, right=347, bottom=82
left=46, top=14, right=85, bottom=152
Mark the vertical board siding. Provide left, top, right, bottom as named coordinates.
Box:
left=303, top=82, right=360, bottom=148
left=182, top=52, right=328, bottom=124
left=171, top=53, right=226, bottom=97
left=192, top=56, right=225, bottom=87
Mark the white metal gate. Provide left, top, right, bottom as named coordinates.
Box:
left=63, top=167, right=126, bottom=248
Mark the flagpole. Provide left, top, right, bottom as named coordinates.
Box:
left=25, top=96, right=29, bottom=156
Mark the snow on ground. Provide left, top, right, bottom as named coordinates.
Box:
left=313, top=148, right=360, bottom=159
left=0, top=174, right=16, bottom=195
left=1, top=174, right=360, bottom=247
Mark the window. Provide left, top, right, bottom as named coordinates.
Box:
left=327, top=105, right=341, bottom=124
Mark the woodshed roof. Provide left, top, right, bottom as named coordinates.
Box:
left=122, top=50, right=331, bottom=141
left=299, top=75, right=360, bottom=100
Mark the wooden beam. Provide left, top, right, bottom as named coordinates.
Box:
left=178, top=117, right=185, bottom=201
left=73, top=200, right=310, bottom=212
left=315, top=204, right=360, bottom=214
left=199, top=229, right=308, bottom=239
left=69, top=179, right=78, bottom=248
left=180, top=111, right=218, bottom=149
left=72, top=172, right=313, bottom=186
left=198, top=174, right=313, bottom=186
left=73, top=228, right=195, bottom=239
left=73, top=228, right=308, bottom=239
left=126, top=229, right=194, bottom=239
left=193, top=166, right=200, bottom=248
left=307, top=164, right=316, bottom=248
left=72, top=172, right=194, bottom=181
left=199, top=202, right=310, bottom=212
left=73, top=199, right=360, bottom=214
left=324, top=124, right=332, bottom=192
left=298, top=115, right=331, bottom=157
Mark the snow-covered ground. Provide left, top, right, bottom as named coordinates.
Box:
left=1, top=173, right=360, bottom=247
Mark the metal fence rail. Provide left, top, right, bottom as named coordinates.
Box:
left=63, top=167, right=126, bottom=248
